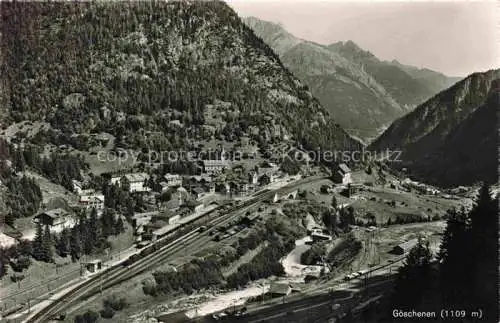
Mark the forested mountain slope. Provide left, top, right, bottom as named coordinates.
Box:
left=371, top=69, right=499, bottom=187
left=244, top=17, right=459, bottom=140
left=0, top=1, right=361, bottom=157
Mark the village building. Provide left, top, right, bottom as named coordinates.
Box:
left=345, top=183, right=363, bottom=197
left=240, top=212, right=260, bottom=227
left=158, top=189, right=187, bottom=212
left=72, top=180, right=84, bottom=194
left=269, top=283, right=292, bottom=297
left=333, top=163, right=352, bottom=185
left=257, top=166, right=277, bottom=184
left=189, top=174, right=214, bottom=184
left=188, top=201, right=205, bottom=214
left=311, top=230, right=333, bottom=242
left=111, top=173, right=150, bottom=193
left=81, top=259, right=102, bottom=274
left=164, top=173, right=182, bottom=187
left=249, top=171, right=259, bottom=185
left=159, top=181, right=170, bottom=193
left=150, top=214, right=181, bottom=240
left=392, top=239, right=419, bottom=255
left=131, top=211, right=158, bottom=228
left=100, top=106, right=111, bottom=120
left=33, top=208, right=71, bottom=231
left=156, top=311, right=191, bottom=323
left=202, top=159, right=230, bottom=174
left=79, top=193, right=105, bottom=212
left=92, top=133, right=110, bottom=147
left=190, top=186, right=206, bottom=199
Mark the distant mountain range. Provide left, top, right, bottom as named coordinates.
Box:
left=244, top=17, right=460, bottom=141
left=371, top=69, right=499, bottom=187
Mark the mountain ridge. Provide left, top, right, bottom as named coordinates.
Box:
left=370, top=68, right=499, bottom=187
left=0, top=1, right=361, bottom=159
left=243, top=16, right=460, bottom=141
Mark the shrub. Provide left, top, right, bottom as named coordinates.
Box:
left=10, top=255, right=31, bottom=272
left=304, top=275, right=319, bottom=283
left=74, top=310, right=99, bottom=323
left=10, top=274, right=25, bottom=283
left=99, top=306, right=115, bottom=319
left=142, top=284, right=158, bottom=297
left=103, top=295, right=128, bottom=311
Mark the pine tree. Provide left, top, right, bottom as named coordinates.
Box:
left=391, top=239, right=433, bottom=308
left=42, top=225, right=54, bottom=262
left=100, top=209, right=115, bottom=238
left=467, top=184, right=498, bottom=320
left=0, top=248, right=8, bottom=278
left=114, top=216, right=125, bottom=235
left=32, top=222, right=45, bottom=261
left=56, top=228, right=71, bottom=257
left=438, top=208, right=470, bottom=307
left=437, top=184, right=499, bottom=320
left=70, top=226, right=82, bottom=262
left=331, top=195, right=338, bottom=210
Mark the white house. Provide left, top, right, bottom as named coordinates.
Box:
left=33, top=208, right=71, bottom=232
left=202, top=160, right=230, bottom=174
left=131, top=211, right=158, bottom=228
left=249, top=171, right=259, bottom=185
left=164, top=173, right=182, bottom=187
left=110, top=176, right=122, bottom=186
left=333, top=163, right=352, bottom=185
left=72, top=180, right=84, bottom=194
left=257, top=167, right=277, bottom=184
left=311, top=230, right=332, bottom=242
left=79, top=193, right=105, bottom=212
left=126, top=173, right=150, bottom=192
left=111, top=173, right=150, bottom=193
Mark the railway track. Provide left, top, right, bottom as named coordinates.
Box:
left=25, top=176, right=324, bottom=322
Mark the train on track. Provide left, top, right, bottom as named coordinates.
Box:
left=121, top=193, right=271, bottom=268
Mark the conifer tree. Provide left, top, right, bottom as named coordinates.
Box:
left=56, top=228, right=71, bottom=257
left=42, top=225, right=54, bottom=262
left=70, top=226, right=82, bottom=262
left=331, top=195, right=338, bottom=210
left=32, top=222, right=45, bottom=261
left=114, top=216, right=125, bottom=235
left=100, top=209, right=115, bottom=238
left=438, top=207, right=470, bottom=307
left=0, top=248, right=8, bottom=278
left=467, top=184, right=498, bottom=320
left=391, top=239, right=433, bottom=308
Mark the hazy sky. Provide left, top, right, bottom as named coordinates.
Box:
left=228, top=0, right=499, bottom=77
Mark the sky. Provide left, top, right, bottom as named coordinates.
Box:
left=228, top=0, right=499, bottom=77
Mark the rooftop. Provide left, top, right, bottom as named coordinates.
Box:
left=79, top=194, right=105, bottom=203
left=37, top=208, right=68, bottom=219
left=258, top=167, right=276, bottom=176
left=189, top=175, right=213, bottom=182
left=124, top=172, right=149, bottom=182
left=132, top=211, right=160, bottom=219
left=339, top=163, right=351, bottom=174
left=156, top=311, right=191, bottom=323
left=269, top=283, right=291, bottom=295
left=203, top=160, right=230, bottom=167
left=397, top=239, right=419, bottom=251
left=164, top=173, right=181, bottom=180
left=191, top=187, right=205, bottom=194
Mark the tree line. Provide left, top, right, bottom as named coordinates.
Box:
left=143, top=215, right=301, bottom=296
left=385, top=184, right=498, bottom=322
left=0, top=208, right=124, bottom=280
